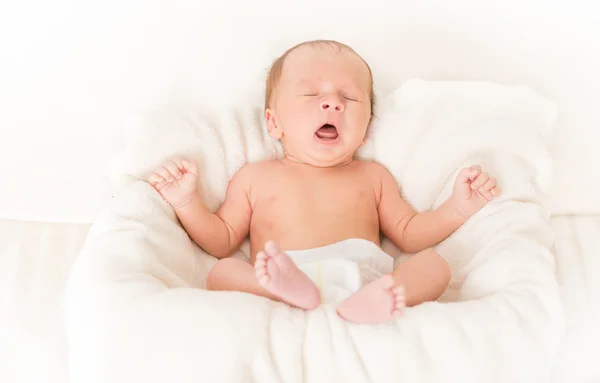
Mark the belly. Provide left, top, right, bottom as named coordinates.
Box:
left=249, top=202, right=380, bottom=262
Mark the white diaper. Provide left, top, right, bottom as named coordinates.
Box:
left=285, top=238, right=394, bottom=305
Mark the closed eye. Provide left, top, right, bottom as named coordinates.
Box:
left=343, top=95, right=358, bottom=102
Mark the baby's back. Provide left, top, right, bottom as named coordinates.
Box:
left=248, top=160, right=381, bottom=260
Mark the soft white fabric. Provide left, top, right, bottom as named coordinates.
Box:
left=0, top=219, right=90, bottom=383
left=64, top=79, right=564, bottom=383
left=2, top=214, right=595, bottom=383
left=286, top=238, right=394, bottom=305
left=2, top=1, right=600, bottom=222
left=550, top=216, right=600, bottom=383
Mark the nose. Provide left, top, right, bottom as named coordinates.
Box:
left=320, top=96, right=344, bottom=112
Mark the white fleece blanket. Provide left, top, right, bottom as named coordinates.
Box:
left=64, top=79, right=564, bottom=383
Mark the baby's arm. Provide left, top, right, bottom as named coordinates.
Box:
left=374, top=163, right=495, bottom=254
left=174, top=165, right=254, bottom=259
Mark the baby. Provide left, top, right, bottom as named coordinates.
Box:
left=148, top=40, right=500, bottom=324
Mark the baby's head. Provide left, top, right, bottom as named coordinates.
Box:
left=265, top=40, right=374, bottom=167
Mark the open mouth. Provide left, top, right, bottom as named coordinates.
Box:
left=315, top=123, right=339, bottom=140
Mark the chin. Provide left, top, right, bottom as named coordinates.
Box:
left=285, top=138, right=359, bottom=167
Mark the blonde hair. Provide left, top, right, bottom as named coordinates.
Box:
left=264, top=40, right=375, bottom=115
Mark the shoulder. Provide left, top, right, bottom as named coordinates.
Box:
left=354, top=160, right=400, bottom=203
left=228, top=160, right=277, bottom=190
left=232, top=162, right=259, bottom=179
left=355, top=160, right=395, bottom=183
left=234, top=158, right=277, bottom=174
left=234, top=160, right=281, bottom=180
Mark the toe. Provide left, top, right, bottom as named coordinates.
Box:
left=394, top=286, right=406, bottom=301
left=255, top=268, right=267, bottom=278
left=255, top=258, right=266, bottom=270
left=381, top=275, right=395, bottom=289
left=264, top=240, right=280, bottom=256
left=395, top=299, right=405, bottom=309
left=393, top=285, right=405, bottom=295
left=256, top=250, right=268, bottom=261
left=393, top=285, right=406, bottom=311
left=265, top=256, right=279, bottom=281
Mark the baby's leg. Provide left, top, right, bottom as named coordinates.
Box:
left=206, top=240, right=320, bottom=310
left=337, top=248, right=451, bottom=324
left=390, top=248, right=451, bottom=307
left=206, top=257, right=279, bottom=299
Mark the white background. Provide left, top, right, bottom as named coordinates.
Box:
left=0, top=0, right=599, bottom=223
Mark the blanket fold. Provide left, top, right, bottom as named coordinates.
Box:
left=65, top=79, right=564, bottom=383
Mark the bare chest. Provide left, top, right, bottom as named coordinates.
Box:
left=263, top=176, right=374, bottom=216
left=249, top=167, right=380, bottom=251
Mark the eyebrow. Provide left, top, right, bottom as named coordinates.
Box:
left=293, top=79, right=313, bottom=88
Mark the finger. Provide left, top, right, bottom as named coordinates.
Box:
left=457, top=167, right=481, bottom=184
left=490, top=186, right=502, bottom=197
left=464, top=165, right=482, bottom=182
left=470, top=173, right=489, bottom=190
left=477, top=186, right=494, bottom=201
left=170, top=157, right=184, bottom=168
left=148, top=173, right=163, bottom=186
left=477, top=178, right=496, bottom=200
left=182, top=159, right=199, bottom=176
left=156, top=166, right=174, bottom=182
left=164, top=160, right=183, bottom=179
left=150, top=173, right=171, bottom=191
left=481, top=178, right=497, bottom=192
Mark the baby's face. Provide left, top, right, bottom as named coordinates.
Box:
left=266, top=45, right=372, bottom=167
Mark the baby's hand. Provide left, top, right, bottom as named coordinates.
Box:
left=450, top=165, right=501, bottom=219
left=149, top=158, right=199, bottom=209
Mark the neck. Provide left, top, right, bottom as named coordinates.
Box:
left=283, top=154, right=354, bottom=168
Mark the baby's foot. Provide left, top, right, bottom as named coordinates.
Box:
left=336, top=275, right=405, bottom=324
left=254, top=240, right=320, bottom=310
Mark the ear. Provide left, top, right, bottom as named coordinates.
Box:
left=360, top=127, right=370, bottom=146
left=265, top=108, right=283, bottom=139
